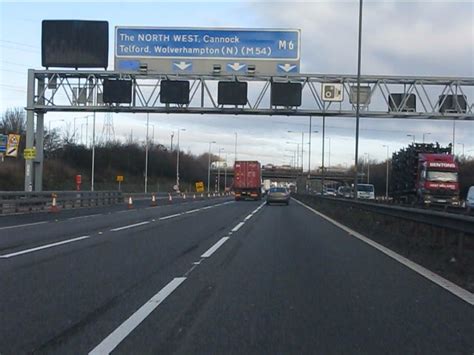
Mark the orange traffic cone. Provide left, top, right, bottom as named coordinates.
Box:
left=49, top=193, right=59, bottom=213
left=168, top=193, right=173, bottom=203
left=151, top=194, right=157, bottom=207
left=127, top=196, right=134, bottom=209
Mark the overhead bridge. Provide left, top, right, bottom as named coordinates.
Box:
left=211, top=168, right=354, bottom=182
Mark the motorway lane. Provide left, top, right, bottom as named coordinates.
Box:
left=114, top=199, right=473, bottom=355
left=0, top=197, right=253, bottom=353
left=1, top=198, right=472, bottom=354
left=0, top=196, right=230, bottom=256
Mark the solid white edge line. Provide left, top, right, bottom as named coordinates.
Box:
left=0, top=235, right=91, bottom=258
left=89, top=277, right=186, bottom=355
left=231, top=222, right=245, bottom=232
left=110, top=221, right=150, bottom=232
left=201, top=237, right=230, bottom=258
left=292, top=198, right=474, bottom=306
left=185, top=209, right=201, bottom=214
left=0, top=221, right=48, bottom=231
left=159, top=213, right=182, bottom=220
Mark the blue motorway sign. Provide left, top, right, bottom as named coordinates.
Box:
left=115, top=27, right=300, bottom=60
left=0, top=134, right=7, bottom=153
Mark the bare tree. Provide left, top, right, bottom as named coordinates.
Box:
left=60, top=122, right=76, bottom=145
left=0, top=108, right=26, bottom=134
left=44, top=129, right=63, bottom=158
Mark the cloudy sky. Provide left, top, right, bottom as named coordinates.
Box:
left=0, top=0, right=473, bottom=169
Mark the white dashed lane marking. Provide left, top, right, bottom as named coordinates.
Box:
left=0, top=235, right=91, bottom=259
left=89, top=277, right=187, bottom=355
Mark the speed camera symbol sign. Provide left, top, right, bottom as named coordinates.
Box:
left=322, top=83, right=343, bottom=102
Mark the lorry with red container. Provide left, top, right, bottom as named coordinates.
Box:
left=390, top=143, right=460, bottom=207
left=233, top=161, right=262, bottom=201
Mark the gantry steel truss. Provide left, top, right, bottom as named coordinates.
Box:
left=24, top=69, right=474, bottom=192
left=27, top=69, right=474, bottom=119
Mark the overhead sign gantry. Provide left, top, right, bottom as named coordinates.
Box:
left=24, top=20, right=474, bottom=193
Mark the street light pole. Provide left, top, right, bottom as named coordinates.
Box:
left=327, top=137, right=332, bottom=169
left=288, top=131, right=304, bottom=174
left=300, top=132, right=304, bottom=174
left=80, top=119, right=89, bottom=146
left=145, top=112, right=149, bottom=193
left=308, top=129, right=319, bottom=179
left=322, top=110, right=326, bottom=195
left=452, top=119, right=456, bottom=155
left=296, top=143, right=300, bottom=171
left=218, top=148, right=224, bottom=192
left=382, top=145, right=389, bottom=199
left=354, top=0, right=364, bottom=200
left=176, top=128, right=185, bottom=192
left=407, top=134, right=415, bottom=143
left=207, top=141, right=216, bottom=193
left=85, top=116, right=89, bottom=147
left=286, top=141, right=299, bottom=176
left=224, top=152, right=228, bottom=190
left=91, top=112, right=96, bottom=191
left=73, top=116, right=89, bottom=144
left=308, top=116, right=312, bottom=178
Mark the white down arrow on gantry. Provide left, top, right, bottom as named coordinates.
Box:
left=278, top=64, right=297, bottom=73
left=173, top=61, right=192, bottom=70
left=227, top=63, right=246, bottom=71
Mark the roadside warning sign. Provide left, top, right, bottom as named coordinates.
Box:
left=6, top=134, right=20, bottom=158
left=195, top=181, right=205, bottom=192
left=24, top=148, right=36, bottom=160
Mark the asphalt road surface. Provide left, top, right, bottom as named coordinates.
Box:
left=0, top=196, right=472, bottom=354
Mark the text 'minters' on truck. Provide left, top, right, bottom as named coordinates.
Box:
left=233, top=161, right=262, bottom=201
left=390, top=143, right=460, bottom=207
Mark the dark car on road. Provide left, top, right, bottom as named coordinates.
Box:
left=266, top=187, right=290, bottom=205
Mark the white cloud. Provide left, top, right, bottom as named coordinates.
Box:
left=254, top=1, right=473, bottom=76
left=1, top=1, right=473, bottom=167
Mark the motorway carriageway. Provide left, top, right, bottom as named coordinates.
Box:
left=0, top=195, right=473, bottom=354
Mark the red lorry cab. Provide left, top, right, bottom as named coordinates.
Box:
left=417, top=154, right=460, bottom=206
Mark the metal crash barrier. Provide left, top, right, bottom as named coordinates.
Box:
left=0, top=191, right=122, bottom=215
left=294, top=193, right=474, bottom=256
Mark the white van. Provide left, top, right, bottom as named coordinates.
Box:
left=466, top=186, right=474, bottom=210
left=357, top=184, right=375, bottom=200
